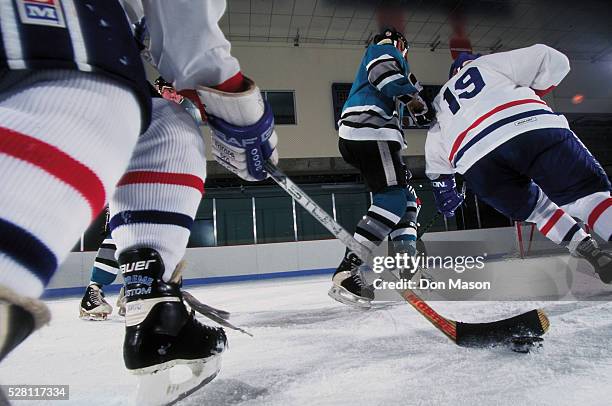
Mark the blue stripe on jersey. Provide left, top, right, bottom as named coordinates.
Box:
left=109, top=210, right=194, bottom=231
left=0, top=217, right=57, bottom=284
left=453, top=110, right=557, bottom=166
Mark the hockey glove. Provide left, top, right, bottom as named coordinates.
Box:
left=197, top=77, right=279, bottom=182
left=207, top=104, right=277, bottom=181
left=431, top=174, right=463, bottom=218
left=405, top=94, right=431, bottom=127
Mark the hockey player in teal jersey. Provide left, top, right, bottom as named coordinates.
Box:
left=330, top=28, right=428, bottom=307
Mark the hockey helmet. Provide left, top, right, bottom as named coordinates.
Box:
left=373, top=27, right=409, bottom=57
left=449, top=52, right=481, bottom=78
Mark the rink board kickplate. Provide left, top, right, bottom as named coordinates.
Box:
left=455, top=309, right=550, bottom=348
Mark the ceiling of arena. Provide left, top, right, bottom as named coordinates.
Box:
left=221, top=0, right=612, bottom=61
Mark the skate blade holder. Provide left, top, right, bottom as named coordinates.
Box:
left=134, top=355, right=222, bottom=406
left=328, top=285, right=372, bottom=309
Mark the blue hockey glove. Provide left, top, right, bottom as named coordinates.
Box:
left=431, top=175, right=464, bottom=217
left=207, top=101, right=278, bottom=181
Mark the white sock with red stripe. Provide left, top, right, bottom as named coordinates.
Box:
left=0, top=70, right=141, bottom=298
left=526, top=190, right=589, bottom=251
left=110, top=98, right=206, bottom=282
left=561, top=191, right=612, bottom=241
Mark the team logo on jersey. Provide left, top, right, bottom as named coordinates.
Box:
left=17, top=0, right=66, bottom=28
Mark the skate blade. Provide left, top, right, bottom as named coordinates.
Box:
left=134, top=355, right=222, bottom=406
left=328, top=285, right=372, bottom=309
left=79, top=309, right=109, bottom=321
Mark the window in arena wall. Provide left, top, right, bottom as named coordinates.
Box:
left=261, top=90, right=297, bottom=125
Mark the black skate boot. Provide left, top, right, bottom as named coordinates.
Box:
left=329, top=249, right=375, bottom=308
left=119, top=248, right=227, bottom=405
left=0, top=285, right=50, bottom=363
left=79, top=283, right=112, bottom=320
left=574, top=237, right=612, bottom=283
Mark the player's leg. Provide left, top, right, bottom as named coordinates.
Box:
left=562, top=192, right=611, bottom=241
left=388, top=185, right=421, bottom=279
left=109, top=98, right=226, bottom=387
left=464, top=133, right=611, bottom=281
left=517, top=128, right=612, bottom=280
left=0, top=70, right=142, bottom=360
left=521, top=129, right=611, bottom=241
left=331, top=139, right=408, bottom=305
left=79, top=232, right=119, bottom=320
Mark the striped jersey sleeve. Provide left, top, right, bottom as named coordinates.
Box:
left=365, top=45, right=418, bottom=99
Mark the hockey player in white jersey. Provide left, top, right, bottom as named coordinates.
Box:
left=426, top=44, right=612, bottom=281
left=78, top=78, right=202, bottom=321
left=0, top=0, right=278, bottom=403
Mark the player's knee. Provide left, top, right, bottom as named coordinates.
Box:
left=372, top=186, right=408, bottom=219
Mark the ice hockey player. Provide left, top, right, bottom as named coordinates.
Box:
left=426, top=44, right=612, bottom=281
left=0, top=1, right=278, bottom=403
left=330, top=27, right=429, bottom=307
left=78, top=78, right=202, bottom=321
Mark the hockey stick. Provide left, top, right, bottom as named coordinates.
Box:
left=265, top=162, right=549, bottom=348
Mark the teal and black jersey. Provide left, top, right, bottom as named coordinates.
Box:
left=338, top=44, right=418, bottom=147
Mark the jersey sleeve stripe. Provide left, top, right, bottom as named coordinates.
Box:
left=365, top=54, right=396, bottom=70
left=447, top=98, right=548, bottom=163
left=374, top=72, right=405, bottom=90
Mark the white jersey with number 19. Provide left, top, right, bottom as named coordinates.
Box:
left=425, top=44, right=571, bottom=178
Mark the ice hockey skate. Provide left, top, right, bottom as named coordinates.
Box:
left=329, top=250, right=375, bottom=308
left=79, top=283, right=113, bottom=321
left=574, top=237, right=612, bottom=283
left=120, top=248, right=227, bottom=406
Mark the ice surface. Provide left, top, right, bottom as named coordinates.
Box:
left=2, top=256, right=612, bottom=406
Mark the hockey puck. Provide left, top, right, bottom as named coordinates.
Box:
left=510, top=336, right=544, bottom=353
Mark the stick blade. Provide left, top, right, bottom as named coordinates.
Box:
left=455, top=309, right=549, bottom=348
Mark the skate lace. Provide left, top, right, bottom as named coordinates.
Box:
left=350, top=273, right=366, bottom=288
left=88, top=288, right=103, bottom=306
